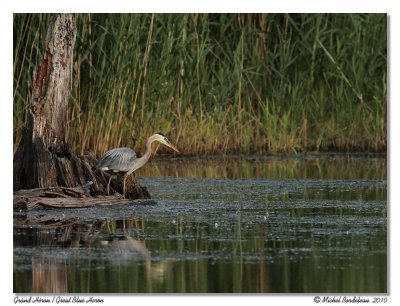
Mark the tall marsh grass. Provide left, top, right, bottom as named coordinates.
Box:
left=13, top=14, right=387, bottom=155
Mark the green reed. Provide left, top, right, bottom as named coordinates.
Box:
left=13, top=13, right=387, bottom=155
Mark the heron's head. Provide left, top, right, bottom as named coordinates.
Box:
left=153, top=132, right=180, bottom=153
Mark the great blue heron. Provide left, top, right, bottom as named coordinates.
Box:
left=95, top=132, right=179, bottom=196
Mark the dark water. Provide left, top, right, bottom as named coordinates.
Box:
left=13, top=155, right=387, bottom=293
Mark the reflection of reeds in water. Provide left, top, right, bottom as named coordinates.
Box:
left=143, top=213, right=386, bottom=293
left=138, top=156, right=387, bottom=180
left=31, top=257, right=68, bottom=293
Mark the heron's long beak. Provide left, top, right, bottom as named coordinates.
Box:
left=165, top=141, right=180, bottom=153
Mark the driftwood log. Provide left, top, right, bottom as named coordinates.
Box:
left=13, top=14, right=150, bottom=210
left=14, top=184, right=156, bottom=211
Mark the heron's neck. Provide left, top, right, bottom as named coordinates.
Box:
left=133, top=137, right=153, bottom=172
left=143, top=137, right=154, bottom=162
left=128, top=136, right=157, bottom=175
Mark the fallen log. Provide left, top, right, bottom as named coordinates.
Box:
left=14, top=183, right=156, bottom=210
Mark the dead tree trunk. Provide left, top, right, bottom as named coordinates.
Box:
left=13, top=14, right=149, bottom=200
left=14, top=14, right=76, bottom=190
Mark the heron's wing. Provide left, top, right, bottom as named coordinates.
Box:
left=95, top=147, right=137, bottom=172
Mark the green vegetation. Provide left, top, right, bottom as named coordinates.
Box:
left=13, top=14, right=387, bottom=155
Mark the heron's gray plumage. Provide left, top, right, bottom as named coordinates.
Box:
left=95, top=147, right=137, bottom=173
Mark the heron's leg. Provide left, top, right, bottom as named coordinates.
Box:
left=106, top=175, right=112, bottom=195
left=122, top=174, right=127, bottom=197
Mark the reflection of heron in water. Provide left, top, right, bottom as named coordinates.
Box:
left=101, top=235, right=150, bottom=261
left=101, top=235, right=172, bottom=283
left=95, top=133, right=179, bottom=196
